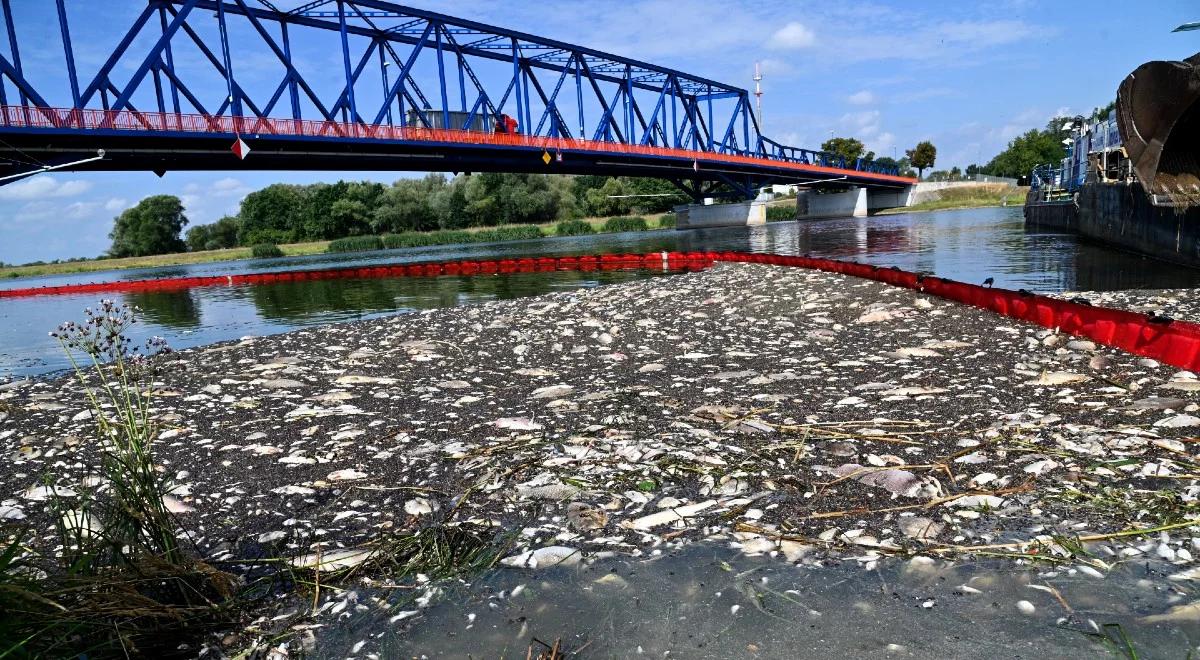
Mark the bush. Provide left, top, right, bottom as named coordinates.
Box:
left=378, top=226, right=546, bottom=250
left=555, top=219, right=595, bottom=236
left=250, top=243, right=284, bottom=258
left=602, top=216, right=649, bottom=232
left=473, top=225, right=545, bottom=242
left=766, top=204, right=797, bottom=222
left=657, top=213, right=676, bottom=229
left=327, top=235, right=384, bottom=253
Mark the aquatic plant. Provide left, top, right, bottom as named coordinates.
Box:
left=554, top=219, right=595, bottom=236
left=765, top=204, right=796, bottom=222
left=657, top=212, right=677, bottom=229
left=250, top=243, right=284, bottom=258
left=0, top=302, right=239, bottom=657
left=50, top=301, right=183, bottom=568
left=327, top=235, right=385, bottom=253
left=602, top=216, right=649, bottom=232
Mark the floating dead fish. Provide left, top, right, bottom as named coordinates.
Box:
left=500, top=546, right=581, bottom=569
left=327, top=469, right=368, bottom=481
left=530, top=384, right=574, bottom=399
left=494, top=417, right=543, bottom=430
left=290, top=547, right=376, bottom=572
left=624, top=500, right=717, bottom=530
left=336, top=375, right=398, bottom=385
left=1027, top=372, right=1090, bottom=386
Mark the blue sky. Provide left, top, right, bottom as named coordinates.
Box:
left=0, top=0, right=1197, bottom=264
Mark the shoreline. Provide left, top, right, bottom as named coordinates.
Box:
left=5, top=262, right=1200, bottom=652
left=0, top=213, right=673, bottom=281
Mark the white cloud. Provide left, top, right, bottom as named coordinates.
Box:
left=104, top=197, right=127, bottom=212
left=768, top=22, right=816, bottom=50
left=0, top=177, right=93, bottom=201
left=867, top=132, right=897, bottom=156
left=757, top=58, right=796, bottom=79
left=212, top=177, right=245, bottom=193
left=840, top=110, right=882, bottom=138
left=846, top=90, right=876, bottom=105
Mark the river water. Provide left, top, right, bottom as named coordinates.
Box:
left=4, top=206, right=1200, bottom=378
left=316, top=544, right=1199, bottom=659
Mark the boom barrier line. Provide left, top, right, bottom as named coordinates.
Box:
left=0, top=105, right=916, bottom=184
left=3, top=251, right=1200, bottom=373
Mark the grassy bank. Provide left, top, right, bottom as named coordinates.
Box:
left=0, top=241, right=331, bottom=279
left=1, top=213, right=674, bottom=280
left=876, top=184, right=1026, bottom=214
left=327, top=215, right=671, bottom=253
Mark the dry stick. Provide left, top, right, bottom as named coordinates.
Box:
left=796, top=482, right=1034, bottom=521
left=311, top=543, right=321, bottom=615
left=719, top=406, right=777, bottom=431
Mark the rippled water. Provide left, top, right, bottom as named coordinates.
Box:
left=4, top=207, right=1199, bottom=377
left=313, top=544, right=1199, bottom=659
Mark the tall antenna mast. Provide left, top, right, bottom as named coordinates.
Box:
left=753, top=61, right=764, bottom=124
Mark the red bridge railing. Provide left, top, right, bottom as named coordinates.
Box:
left=0, top=105, right=916, bottom=184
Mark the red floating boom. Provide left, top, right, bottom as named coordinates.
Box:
left=4, top=251, right=1200, bottom=373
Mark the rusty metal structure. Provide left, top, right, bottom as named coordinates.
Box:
left=1116, top=50, right=1200, bottom=199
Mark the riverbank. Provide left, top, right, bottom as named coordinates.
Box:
left=4, top=261, right=1200, bottom=653
left=0, top=213, right=673, bottom=280
left=876, top=184, right=1026, bottom=215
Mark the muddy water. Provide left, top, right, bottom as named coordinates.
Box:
left=315, top=545, right=1198, bottom=658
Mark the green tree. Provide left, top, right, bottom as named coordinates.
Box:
left=208, top=215, right=241, bottom=249
left=623, top=177, right=688, bottom=213
left=981, top=118, right=1071, bottom=179
left=584, top=178, right=633, bottom=217
left=185, top=215, right=241, bottom=251
left=238, top=184, right=307, bottom=245
left=372, top=174, right=445, bottom=233
left=107, top=195, right=188, bottom=257
left=431, top=181, right=469, bottom=229
left=965, top=163, right=980, bottom=178
left=1089, top=101, right=1115, bottom=122
left=328, top=198, right=372, bottom=236
left=906, top=141, right=937, bottom=179
left=300, top=181, right=349, bottom=240
left=821, top=137, right=867, bottom=164
left=184, top=224, right=211, bottom=252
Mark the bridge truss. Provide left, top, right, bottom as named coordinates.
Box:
left=0, top=0, right=911, bottom=198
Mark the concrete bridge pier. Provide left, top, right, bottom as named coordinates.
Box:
left=674, top=199, right=769, bottom=229
left=674, top=185, right=918, bottom=229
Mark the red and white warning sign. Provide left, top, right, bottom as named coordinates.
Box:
left=231, top=136, right=251, bottom=160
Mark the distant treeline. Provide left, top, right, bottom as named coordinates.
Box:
left=186, top=174, right=688, bottom=252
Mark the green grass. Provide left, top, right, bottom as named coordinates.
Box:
left=327, top=235, right=385, bottom=253
left=0, top=241, right=331, bottom=279
left=766, top=204, right=797, bottom=222
left=553, top=219, right=596, bottom=236
left=602, top=216, right=649, bottom=232
left=877, top=184, right=1026, bottom=215
left=0, top=303, right=243, bottom=657
left=0, top=212, right=676, bottom=280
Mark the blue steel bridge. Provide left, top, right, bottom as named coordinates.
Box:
left=0, top=0, right=915, bottom=201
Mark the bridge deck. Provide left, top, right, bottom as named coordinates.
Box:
left=0, top=107, right=915, bottom=189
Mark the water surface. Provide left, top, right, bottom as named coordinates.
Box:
left=5, top=207, right=1199, bottom=377
left=316, top=544, right=1199, bottom=659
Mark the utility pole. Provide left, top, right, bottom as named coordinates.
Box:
left=753, top=62, right=763, bottom=124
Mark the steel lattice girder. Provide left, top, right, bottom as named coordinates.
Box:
left=0, top=0, right=906, bottom=179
